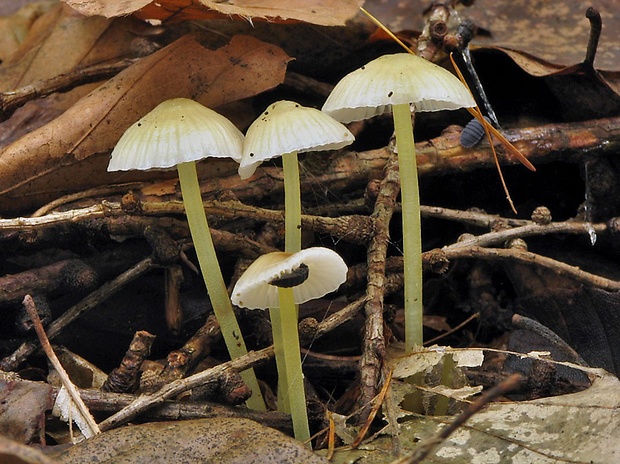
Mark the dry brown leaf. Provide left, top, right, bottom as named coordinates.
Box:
left=0, top=34, right=291, bottom=214
left=0, top=83, right=99, bottom=149
left=0, top=376, right=53, bottom=444
left=63, top=0, right=364, bottom=26
left=0, top=0, right=56, bottom=63
left=0, top=3, right=147, bottom=91
left=465, top=0, right=619, bottom=72
left=365, top=0, right=619, bottom=71
left=364, top=0, right=620, bottom=121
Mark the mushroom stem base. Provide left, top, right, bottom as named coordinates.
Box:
left=272, top=287, right=311, bottom=445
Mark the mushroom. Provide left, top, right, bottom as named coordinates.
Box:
left=239, top=100, right=354, bottom=253
left=232, top=247, right=348, bottom=443
left=322, top=54, right=475, bottom=352
left=108, top=98, right=265, bottom=411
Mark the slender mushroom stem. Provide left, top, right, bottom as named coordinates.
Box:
left=279, top=152, right=304, bottom=411
left=269, top=307, right=291, bottom=414
left=275, top=286, right=311, bottom=445
left=176, top=161, right=266, bottom=411
left=282, top=151, right=302, bottom=254
left=392, top=103, right=424, bottom=351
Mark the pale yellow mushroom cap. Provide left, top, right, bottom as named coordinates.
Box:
left=231, top=247, right=348, bottom=309
left=238, top=100, right=354, bottom=180
left=322, top=53, right=476, bottom=123
left=108, top=98, right=243, bottom=171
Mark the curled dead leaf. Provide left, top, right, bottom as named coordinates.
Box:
left=0, top=0, right=56, bottom=63
left=63, top=0, right=364, bottom=26
left=0, top=3, right=145, bottom=91
left=0, top=34, right=291, bottom=214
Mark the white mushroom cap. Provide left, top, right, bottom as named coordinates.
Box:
left=322, top=53, right=476, bottom=123
left=232, top=247, right=348, bottom=309
left=238, top=100, right=354, bottom=180
left=108, top=98, right=243, bottom=172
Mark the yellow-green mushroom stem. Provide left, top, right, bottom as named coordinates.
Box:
left=176, top=161, right=266, bottom=411
left=392, top=103, right=424, bottom=352
left=281, top=151, right=302, bottom=254
left=279, top=150, right=302, bottom=409
left=273, top=286, right=311, bottom=445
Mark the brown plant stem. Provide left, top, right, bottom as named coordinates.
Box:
left=23, top=294, right=100, bottom=436
left=358, top=154, right=400, bottom=422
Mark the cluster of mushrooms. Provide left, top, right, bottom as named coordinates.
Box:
left=107, top=52, right=475, bottom=444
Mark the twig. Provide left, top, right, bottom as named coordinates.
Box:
left=351, top=368, right=394, bottom=448
left=444, top=221, right=608, bottom=250
left=102, top=330, right=156, bottom=393
left=97, top=346, right=275, bottom=431
left=0, top=199, right=374, bottom=245
left=141, top=315, right=222, bottom=393
left=358, top=155, right=400, bottom=422
left=0, top=373, right=293, bottom=433
left=440, top=246, right=620, bottom=291
left=0, top=60, right=137, bottom=121
left=423, top=313, right=480, bottom=346
left=31, top=183, right=144, bottom=217
left=420, top=205, right=529, bottom=228
left=22, top=295, right=100, bottom=437
left=0, top=259, right=98, bottom=305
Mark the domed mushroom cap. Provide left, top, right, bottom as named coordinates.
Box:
left=239, top=100, right=354, bottom=180
left=232, top=247, right=348, bottom=309
left=108, top=98, right=243, bottom=172
left=322, top=53, right=476, bottom=123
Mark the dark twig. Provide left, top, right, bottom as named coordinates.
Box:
left=584, top=7, right=602, bottom=66
left=140, top=315, right=222, bottom=393
left=97, top=347, right=275, bottom=432
left=102, top=331, right=156, bottom=394
left=0, top=60, right=136, bottom=121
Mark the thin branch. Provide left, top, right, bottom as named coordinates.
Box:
left=440, top=246, right=620, bottom=291
left=23, top=295, right=100, bottom=437
left=359, top=154, right=400, bottom=421
left=444, top=221, right=608, bottom=250
left=0, top=59, right=137, bottom=121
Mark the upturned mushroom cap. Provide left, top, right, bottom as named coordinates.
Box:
left=232, top=247, right=348, bottom=309
left=238, top=100, right=354, bottom=179
left=108, top=98, right=243, bottom=171
left=322, top=53, right=476, bottom=123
